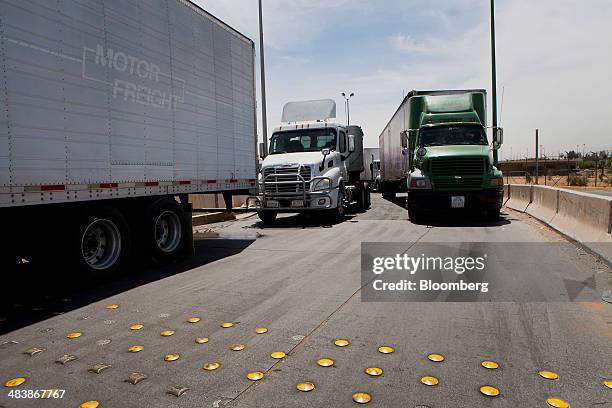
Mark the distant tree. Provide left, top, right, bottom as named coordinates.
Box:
left=566, top=150, right=580, bottom=160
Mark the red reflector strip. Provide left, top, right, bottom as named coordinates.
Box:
left=144, top=182, right=159, bottom=187
left=100, top=183, right=118, bottom=189
left=41, top=184, right=65, bottom=191
left=178, top=180, right=191, bottom=185
left=207, top=179, right=217, bottom=184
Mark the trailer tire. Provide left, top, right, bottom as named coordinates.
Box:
left=76, top=206, right=131, bottom=278
left=258, top=211, right=277, bottom=224
left=146, top=198, right=186, bottom=264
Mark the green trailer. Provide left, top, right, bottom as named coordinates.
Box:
left=378, top=89, right=504, bottom=221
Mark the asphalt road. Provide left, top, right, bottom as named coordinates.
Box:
left=1, top=194, right=610, bottom=408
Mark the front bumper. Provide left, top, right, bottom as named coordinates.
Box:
left=255, top=192, right=336, bottom=212
left=407, top=188, right=503, bottom=210
left=256, top=172, right=338, bottom=212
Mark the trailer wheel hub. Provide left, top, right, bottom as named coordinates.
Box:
left=81, top=219, right=122, bottom=270
left=154, top=210, right=182, bottom=254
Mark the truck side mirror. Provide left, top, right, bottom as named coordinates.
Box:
left=348, top=134, right=356, bottom=152
left=407, top=131, right=417, bottom=170
left=259, top=142, right=265, bottom=159
left=400, top=131, right=408, bottom=149
left=408, top=131, right=416, bottom=150
left=493, top=128, right=504, bottom=149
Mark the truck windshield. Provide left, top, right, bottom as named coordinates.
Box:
left=419, top=125, right=488, bottom=147
left=269, top=129, right=337, bottom=154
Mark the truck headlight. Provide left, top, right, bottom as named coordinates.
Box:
left=489, top=178, right=504, bottom=187
left=312, top=178, right=331, bottom=192
left=409, top=177, right=431, bottom=189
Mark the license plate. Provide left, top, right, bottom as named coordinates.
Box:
left=266, top=200, right=279, bottom=208
left=451, top=196, right=465, bottom=208
left=290, top=200, right=304, bottom=207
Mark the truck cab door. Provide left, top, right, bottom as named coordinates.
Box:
left=339, top=130, right=348, bottom=179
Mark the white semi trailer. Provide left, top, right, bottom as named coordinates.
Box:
left=361, top=147, right=380, bottom=191
left=0, top=0, right=257, bottom=276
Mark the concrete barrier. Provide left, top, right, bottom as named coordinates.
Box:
left=526, top=185, right=559, bottom=224
left=505, top=184, right=532, bottom=212
left=189, top=194, right=249, bottom=208
left=550, top=189, right=612, bottom=243
left=504, top=184, right=612, bottom=264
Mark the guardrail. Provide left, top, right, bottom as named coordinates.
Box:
left=504, top=184, right=612, bottom=264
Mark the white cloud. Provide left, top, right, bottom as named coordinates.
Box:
left=195, top=0, right=358, bottom=50
left=388, top=34, right=426, bottom=53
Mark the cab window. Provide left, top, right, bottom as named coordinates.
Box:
left=339, top=131, right=347, bottom=153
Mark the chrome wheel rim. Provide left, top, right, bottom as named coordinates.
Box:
left=154, top=210, right=182, bottom=253
left=81, top=219, right=122, bottom=270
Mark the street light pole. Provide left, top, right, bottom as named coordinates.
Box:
left=341, top=92, right=354, bottom=127
left=258, top=0, right=268, bottom=156
left=490, top=0, right=499, bottom=165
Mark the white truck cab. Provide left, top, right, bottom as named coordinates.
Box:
left=256, top=100, right=370, bottom=224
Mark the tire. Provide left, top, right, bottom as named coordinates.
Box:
left=381, top=182, right=396, bottom=200
left=486, top=208, right=501, bottom=221
left=408, top=205, right=424, bottom=223
left=76, top=206, right=131, bottom=278
left=364, top=187, right=371, bottom=210
left=258, top=211, right=277, bottom=224
left=146, top=198, right=187, bottom=264
left=326, top=189, right=345, bottom=222
left=356, top=186, right=367, bottom=212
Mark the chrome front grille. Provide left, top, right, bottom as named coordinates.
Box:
left=263, top=165, right=312, bottom=195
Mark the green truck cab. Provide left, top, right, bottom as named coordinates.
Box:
left=378, top=89, right=504, bottom=221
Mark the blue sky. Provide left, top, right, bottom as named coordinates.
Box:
left=195, top=0, right=612, bottom=159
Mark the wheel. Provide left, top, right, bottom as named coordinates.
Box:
left=407, top=197, right=424, bottom=223
left=356, top=186, right=367, bottom=212
left=408, top=205, right=424, bottom=223
left=146, top=198, right=187, bottom=264
left=258, top=211, right=277, bottom=224
left=76, top=206, right=131, bottom=277
left=359, top=186, right=371, bottom=211
left=485, top=208, right=501, bottom=221
left=326, top=189, right=346, bottom=221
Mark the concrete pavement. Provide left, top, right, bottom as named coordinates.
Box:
left=0, top=194, right=610, bottom=407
